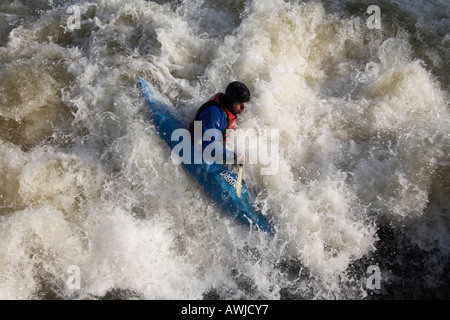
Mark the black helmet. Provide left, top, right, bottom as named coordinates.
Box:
left=225, top=81, right=250, bottom=103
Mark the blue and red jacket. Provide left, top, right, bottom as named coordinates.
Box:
left=189, top=93, right=237, bottom=162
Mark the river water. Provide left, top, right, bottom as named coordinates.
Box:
left=0, top=0, right=449, bottom=299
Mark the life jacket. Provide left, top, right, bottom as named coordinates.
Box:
left=189, top=93, right=237, bottom=143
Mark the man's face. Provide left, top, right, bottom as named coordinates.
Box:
left=232, top=101, right=246, bottom=114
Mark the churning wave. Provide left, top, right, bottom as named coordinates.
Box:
left=0, top=0, right=449, bottom=299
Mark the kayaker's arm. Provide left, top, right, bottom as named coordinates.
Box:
left=197, top=106, right=236, bottom=163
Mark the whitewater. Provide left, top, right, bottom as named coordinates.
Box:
left=0, top=0, right=449, bottom=299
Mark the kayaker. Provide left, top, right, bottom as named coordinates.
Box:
left=189, top=81, right=250, bottom=165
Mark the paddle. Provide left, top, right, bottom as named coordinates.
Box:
left=236, top=164, right=243, bottom=198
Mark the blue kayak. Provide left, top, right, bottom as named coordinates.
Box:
left=138, top=79, right=275, bottom=235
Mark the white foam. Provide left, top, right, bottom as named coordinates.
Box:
left=0, top=0, right=448, bottom=299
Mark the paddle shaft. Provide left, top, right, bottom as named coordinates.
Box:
left=236, top=164, right=243, bottom=198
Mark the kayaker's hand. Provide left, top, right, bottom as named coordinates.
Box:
left=234, top=153, right=248, bottom=165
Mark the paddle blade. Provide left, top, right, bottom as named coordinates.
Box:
left=236, top=165, right=243, bottom=198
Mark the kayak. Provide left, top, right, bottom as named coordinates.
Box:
left=138, top=79, right=275, bottom=235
